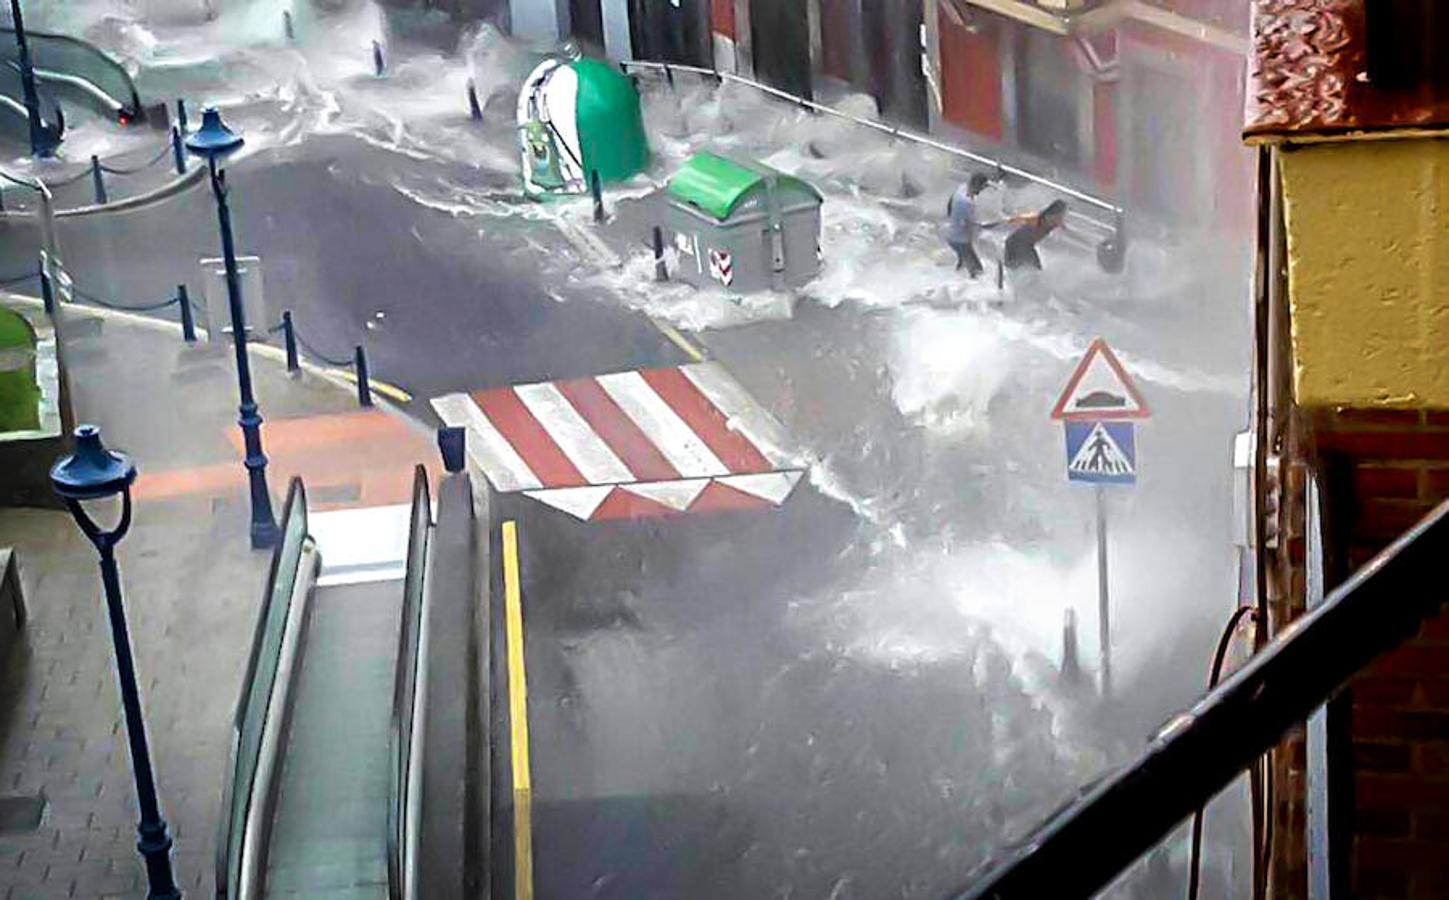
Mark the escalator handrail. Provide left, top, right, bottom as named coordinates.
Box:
left=0, top=26, right=142, bottom=116
left=215, top=478, right=314, bottom=899
left=387, top=465, right=431, bottom=900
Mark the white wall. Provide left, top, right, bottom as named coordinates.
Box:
left=601, top=0, right=633, bottom=59
left=510, top=0, right=570, bottom=44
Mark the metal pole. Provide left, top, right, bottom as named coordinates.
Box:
left=36, top=181, right=58, bottom=262
left=91, top=155, right=107, bottom=205
left=282, top=310, right=298, bottom=373
left=177, top=285, right=195, bottom=343
left=207, top=157, right=279, bottom=548
left=1096, top=484, right=1111, bottom=698
left=467, top=79, right=483, bottom=121
left=354, top=345, right=372, bottom=407
left=282, top=9, right=294, bottom=41
left=175, top=98, right=187, bottom=134
left=38, top=263, right=53, bottom=315
left=591, top=170, right=604, bottom=224
left=372, top=40, right=385, bottom=76
left=8, top=0, right=48, bottom=157
left=92, top=539, right=182, bottom=900
left=171, top=127, right=186, bottom=175
left=652, top=225, right=667, bottom=281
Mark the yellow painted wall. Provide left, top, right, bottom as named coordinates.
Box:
left=1280, top=138, right=1449, bottom=408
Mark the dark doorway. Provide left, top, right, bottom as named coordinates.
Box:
left=749, top=0, right=812, bottom=100
left=862, top=0, right=927, bottom=128
left=570, top=0, right=606, bottom=50
left=819, top=0, right=862, bottom=86
left=628, top=0, right=713, bottom=67
left=1016, top=29, right=1083, bottom=165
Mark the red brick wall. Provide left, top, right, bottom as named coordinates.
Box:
left=1310, top=409, right=1449, bottom=898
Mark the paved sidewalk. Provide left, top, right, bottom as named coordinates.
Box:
left=0, top=300, right=438, bottom=898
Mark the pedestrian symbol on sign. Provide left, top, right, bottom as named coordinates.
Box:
left=1064, top=420, right=1136, bottom=485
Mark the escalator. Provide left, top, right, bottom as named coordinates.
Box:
left=0, top=57, right=62, bottom=149
left=0, top=26, right=143, bottom=124
left=264, top=577, right=400, bottom=895
left=217, top=465, right=484, bottom=898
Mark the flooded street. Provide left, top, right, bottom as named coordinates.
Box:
left=2, top=2, right=1257, bottom=896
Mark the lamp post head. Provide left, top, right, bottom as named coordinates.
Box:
left=185, top=107, right=243, bottom=161
left=51, top=425, right=136, bottom=501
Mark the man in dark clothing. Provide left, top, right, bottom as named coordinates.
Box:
left=1004, top=199, right=1069, bottom=271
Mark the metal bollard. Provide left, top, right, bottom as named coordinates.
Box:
left=591, top=170, right=604, bottom=224
left=171, top=126, right=186, bottom=175
left=176, top=98, right=188, bottom=134
left=438, top=426, right=466, bottom=473
left=467, top=79, right=484, bottom=122
left=1061, top=608, right=1081, bottom=684
left=373, top=40, right=385, bottom=76
left=39, top=268, right=54, bottom=316
left=282, top=311, right=299, bottom=373
left=283, top=9, right=295, bottom=41
left=354, top=345, right=373, bottom=407
left=653, top=226, right=668, bottom=282
left=663, top=63, right=674, bottom=90
left=1097, top=212, right=1127, bottom=275
left=0, top=186, right=5, bottom=213
left=178, top=285, right=196, bottom=342
left=90, top=156, right=107, bottom=205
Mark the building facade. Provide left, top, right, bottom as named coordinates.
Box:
left=706, top=0, right=1254, bottom=228
left=1245, top=1, right=1449, bottom=896
left=494, top=0, right=1252, bottom=226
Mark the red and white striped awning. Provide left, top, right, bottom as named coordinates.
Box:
left=431, top=363, right=804, bottom=521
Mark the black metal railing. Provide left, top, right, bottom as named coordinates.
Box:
left=387, top=465, right=431, bottom=899
left=216, top=479, right=314, bottom=899
left=952, top=499, right=1449, bottom=899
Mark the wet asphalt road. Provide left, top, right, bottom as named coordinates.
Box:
left=1, top=136, right=687, bottom=400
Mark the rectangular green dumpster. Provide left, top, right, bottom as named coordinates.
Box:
left=664, top=152, right=822, bottom=293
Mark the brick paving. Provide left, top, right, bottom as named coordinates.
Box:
left=0, top=302, right=436, bottom=898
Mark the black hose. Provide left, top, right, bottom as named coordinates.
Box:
left=1187, top=605, right=1258, bottom=900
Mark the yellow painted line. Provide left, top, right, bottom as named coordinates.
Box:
left=650, top=316, right=706, bottom=363
left=332, top=366, right=414, bottom=404
left=502, top=520, right=533, bottom=900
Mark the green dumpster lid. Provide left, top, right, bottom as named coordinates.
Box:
left=666, top=152, right=821, bottom=220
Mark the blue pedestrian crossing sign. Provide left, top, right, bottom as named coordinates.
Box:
left=1065, top=420, right=1136, bottom=485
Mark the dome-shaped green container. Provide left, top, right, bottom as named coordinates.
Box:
left=518, top=56, right=651, bottom=197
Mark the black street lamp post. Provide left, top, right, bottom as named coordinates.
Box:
left=7, top=0, right=49, bottom=156
left=51, top=426, right=182, bottom=900
left=186, top=107, right=279, bottom=549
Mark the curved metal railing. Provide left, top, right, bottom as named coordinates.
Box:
left=216, top=479, right=317, bottom=899
left=387, top=465, right=431, bottom=899
left=0, top=26, right=142, bottom=122
left=0, top=58, right=63, bottom=145
left=618, top=58, right=1124, bottom=221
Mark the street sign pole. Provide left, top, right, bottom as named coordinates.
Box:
left=1053, top=338, right=1149, bottom=701
left=1096, top=484, right=1111, bottom=698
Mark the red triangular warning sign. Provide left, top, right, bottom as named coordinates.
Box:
left=1050, top=338, right=1150, bottom=421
